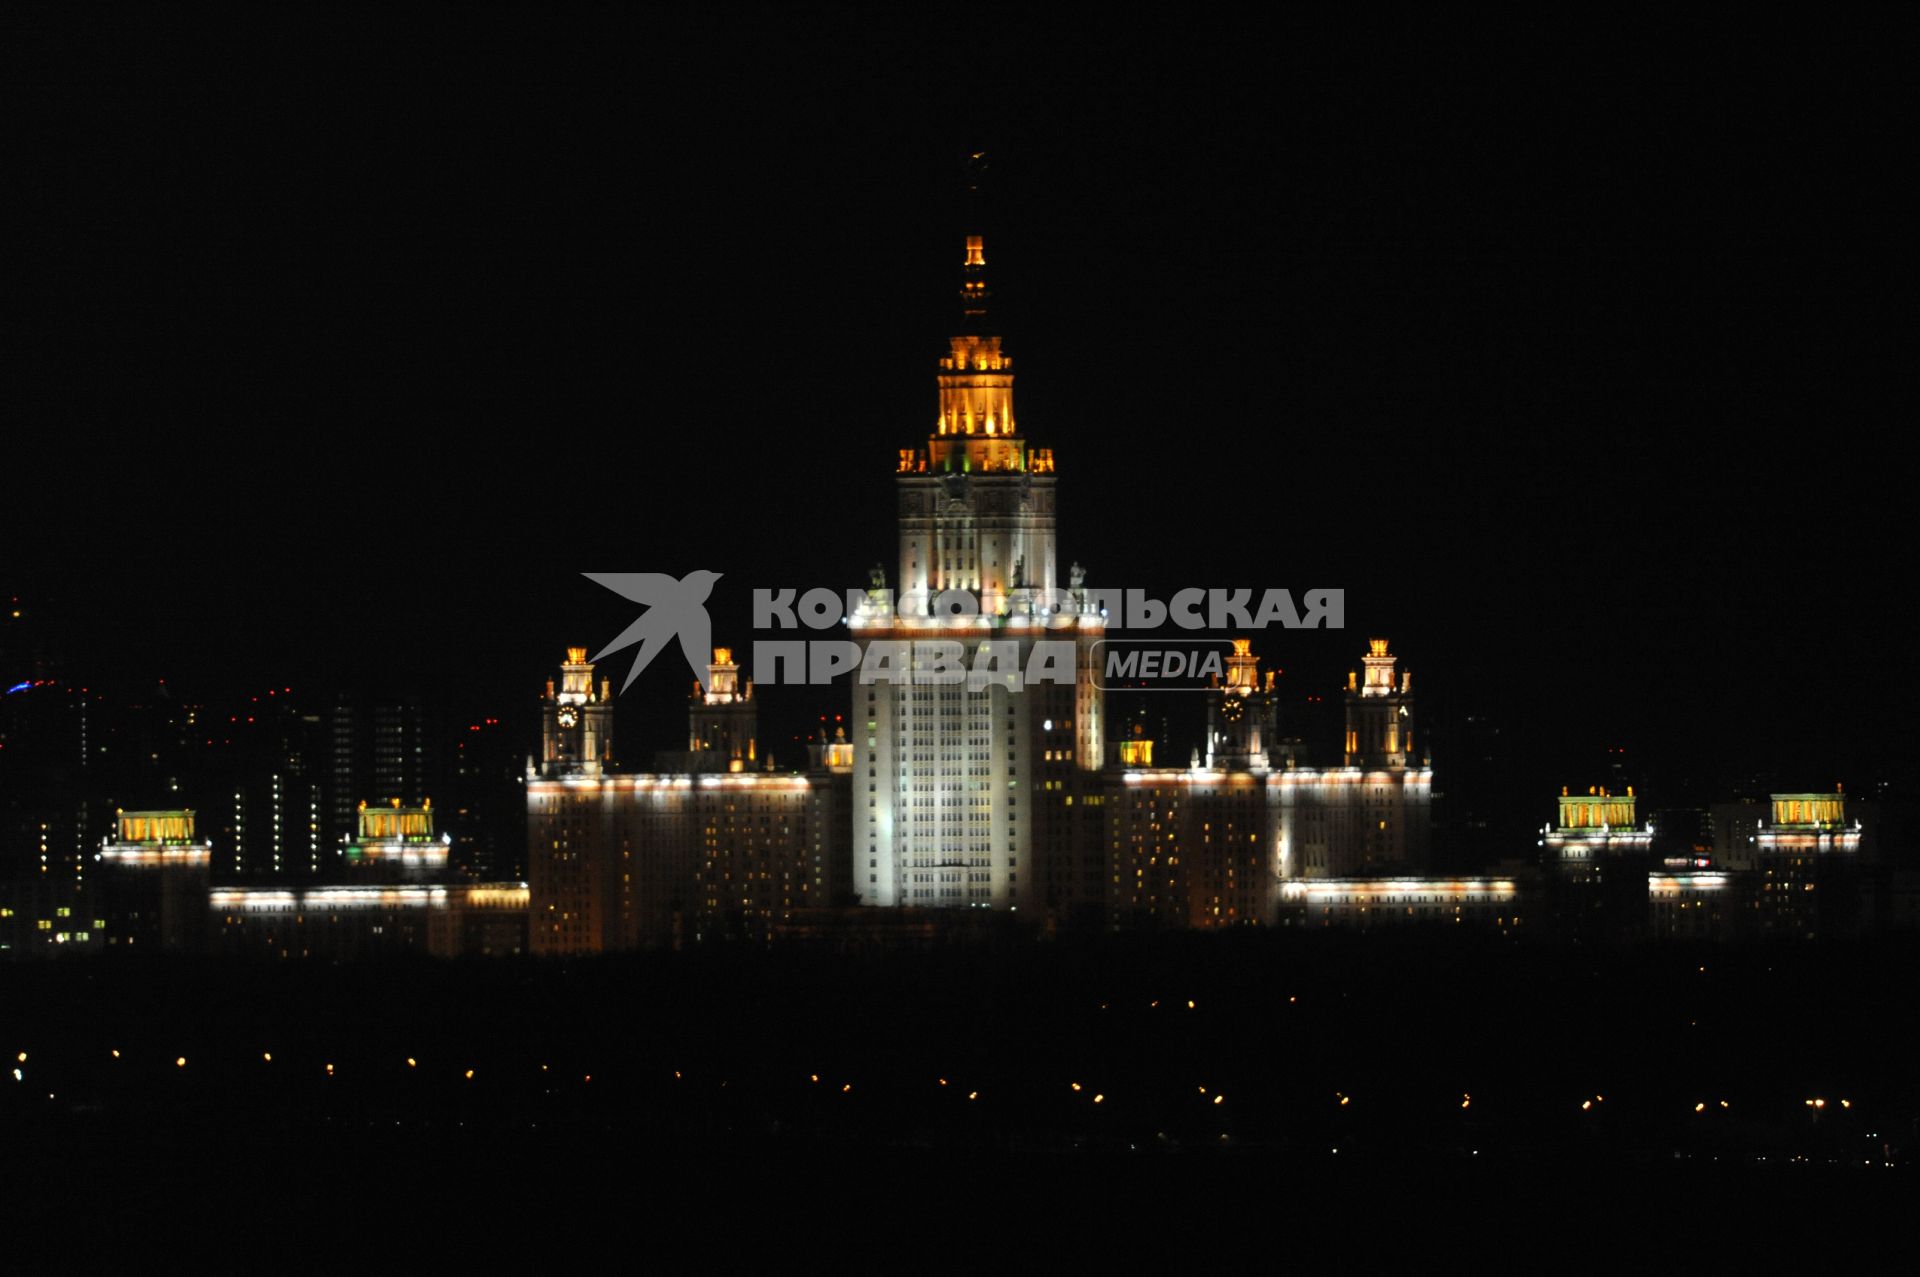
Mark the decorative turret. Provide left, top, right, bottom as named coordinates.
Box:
left=1205, top=639, right=1280, bottom=770
left=539, top=647, right=615, bottom=777
left=1344, top=638, right=1414, bottom=768
left=688, top=646, right=757, bottom=772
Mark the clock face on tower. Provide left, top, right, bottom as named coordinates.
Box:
left=1221, top=694, right=1244, bottom=723
left=557, top=705, right=579, bottom=729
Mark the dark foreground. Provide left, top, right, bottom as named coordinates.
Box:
left=6, top=931, right=1915, bottom=1257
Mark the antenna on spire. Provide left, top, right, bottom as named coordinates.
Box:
left=962, top=150, right=990, bottom=206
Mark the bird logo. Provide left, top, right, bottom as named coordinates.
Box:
left=584, top=570, right=724, bottom=693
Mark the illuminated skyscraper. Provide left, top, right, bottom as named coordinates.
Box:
left=851, top=231, right=1105, bottom=911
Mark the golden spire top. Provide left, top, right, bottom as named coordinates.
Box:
left=930, top=220, right=1016, bottom=454
left=905, top=154, right=1035, bottom=475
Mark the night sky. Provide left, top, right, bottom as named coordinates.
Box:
left=12, top=11, right=1909, bottom=802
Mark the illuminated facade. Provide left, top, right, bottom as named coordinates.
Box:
left=1267, top=637, right=1436, bottom=875
left=1109, top=639, right=1434, bottom=928
left=208, top=881, right=530, bottom=959
left=526, top=648, right=853, bottom=953
left=1647, top=869, right=1735, bottom=940
left=1754, top=790, right=1861, bottom=939
left=93, top=804, right=530, bottom=959
left=99, top=808, right=211, bottom=951
left=342, top=798, right=449, bottom=880
left=1534, top=787, right=1870, bottom=941
left=1270, top=639, right=1432, bottom=881
left=1107, top=772, right=1267, bottom=928
left=1543, top=786, right=1653, bottom=883
left=1540, top=785, right=1726, bottom=939
left=852, top=231, right=1104, bottom=912
left=205, top=782, right=525, bottom=957
left=1277, top=877, right=1523, bottom=930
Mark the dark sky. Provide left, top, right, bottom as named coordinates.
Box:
left=11, top=10, right=1911, bottom=800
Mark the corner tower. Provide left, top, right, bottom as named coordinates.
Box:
left=1204, top=639, right=1281, bottom=770
left=1344, top=638, right=1414, bottom=768
left=539, top=647, right=614, bottom=778
left=688, top=646, right=757, bottom=772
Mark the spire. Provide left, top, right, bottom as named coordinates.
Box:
left=893, top=153, right=1050, bottom=484
left=957, top=151, right=992, bottom=333
left=928, top=152, right=1015, bottom=448
left=960, top=233, right=991, bottom=328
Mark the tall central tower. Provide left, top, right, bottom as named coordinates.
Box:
left=853, top=227, right=1102, bottom=914
left=893, top=234, right=1059, bottom=615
